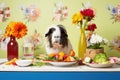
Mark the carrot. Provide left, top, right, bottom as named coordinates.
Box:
left=69, top=50, right=75, bottom=57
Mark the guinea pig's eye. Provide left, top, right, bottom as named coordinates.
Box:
left=54, top=36, right=60, bottom=38
left=56, top=36, right=60, bottom=38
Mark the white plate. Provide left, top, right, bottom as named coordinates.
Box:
left=48, top=61, right=77, bottom=67
left=0, top=59, right=8, bottom=64
left=15, top=59, right=32, bottom=67
left=83, top=62, right=115, bottom=68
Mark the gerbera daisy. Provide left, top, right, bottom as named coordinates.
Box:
left=5, top=21, right=27, bottom=39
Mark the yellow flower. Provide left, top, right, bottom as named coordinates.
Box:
left=5, top=21, right=27, bottom=39
left=5, top=26, right=12, bottom=37
left=5, top=22, right=16, bottom=36
left=72, top=12, right=83, bottom=25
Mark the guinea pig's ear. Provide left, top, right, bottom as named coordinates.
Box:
left=57, top=24, right=68, bottom=37
left=45, top=28, right=55, bottom=37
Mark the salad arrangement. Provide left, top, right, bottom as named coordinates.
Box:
left=36, top=50, right=80, bottom=62
left=84, top=53, right=118, bottom=64
left=3, top=52, right=119, bottom=67
left=4, top=50, right=80, bottom=67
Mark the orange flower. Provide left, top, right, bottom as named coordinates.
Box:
left=5, top=21, right=27, bottom=39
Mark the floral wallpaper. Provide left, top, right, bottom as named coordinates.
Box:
left=107, top=3, right=120, bottom=23
left=0, top=3, right=10, bottom=22
left=52, top=2, right=68, bottom=21
left=20, top=4, right=40, bottom=23
left=0, top=0, right=120, bottom=58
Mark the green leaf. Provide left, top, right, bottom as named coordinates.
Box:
left=46, top=56, right=58, bottom=61
left=73, top=56, right=80, bottom=60
left=32, top=62, right=46, bottom=66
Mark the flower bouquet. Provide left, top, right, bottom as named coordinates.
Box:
left=72, top=2, right=96, bottom=59
left=85, top=33, right=108, bottom=59
left=5, top=21, right=27, bottom=60
left=87, top=33, right=108, bottom=49
left=5, top=21, right=27, bottom=39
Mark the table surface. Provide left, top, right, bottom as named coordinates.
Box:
left=1, top=64, right=120, bottom=72
left=0, top=58, right=120, bottom=72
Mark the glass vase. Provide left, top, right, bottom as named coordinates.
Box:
left=7, top=35, right=18, bottom=61
left=78, top=27, right=87, bottom=60
left=23, top=42, right=34, bottom=59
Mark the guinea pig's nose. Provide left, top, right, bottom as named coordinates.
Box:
left=55, top=41, right=59, bottom=43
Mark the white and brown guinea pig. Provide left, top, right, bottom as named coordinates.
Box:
left=45, top=24, right=72, bottom=54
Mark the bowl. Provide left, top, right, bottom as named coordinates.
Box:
left=15, top=59, right=32, bottom=67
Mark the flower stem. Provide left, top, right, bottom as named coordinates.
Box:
left=83, top=20, right=88, bottom=29
left=79, top=21, right=82, bottom=29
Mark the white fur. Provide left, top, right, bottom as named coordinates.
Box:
left=51, top=26, right=61, bottom=44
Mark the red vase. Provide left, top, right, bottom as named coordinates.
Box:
left=7, top=35, right=18, bottom=61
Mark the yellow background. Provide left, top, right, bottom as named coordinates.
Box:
left=0, top=0, right=120, bottom=58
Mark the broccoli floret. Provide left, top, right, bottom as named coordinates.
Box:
left=93, top=53, right=108, bottom=64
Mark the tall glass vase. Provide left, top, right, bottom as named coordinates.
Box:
left=7, top=35, right=18, bottom=61
left=78, top=27, right=87, bottom=60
